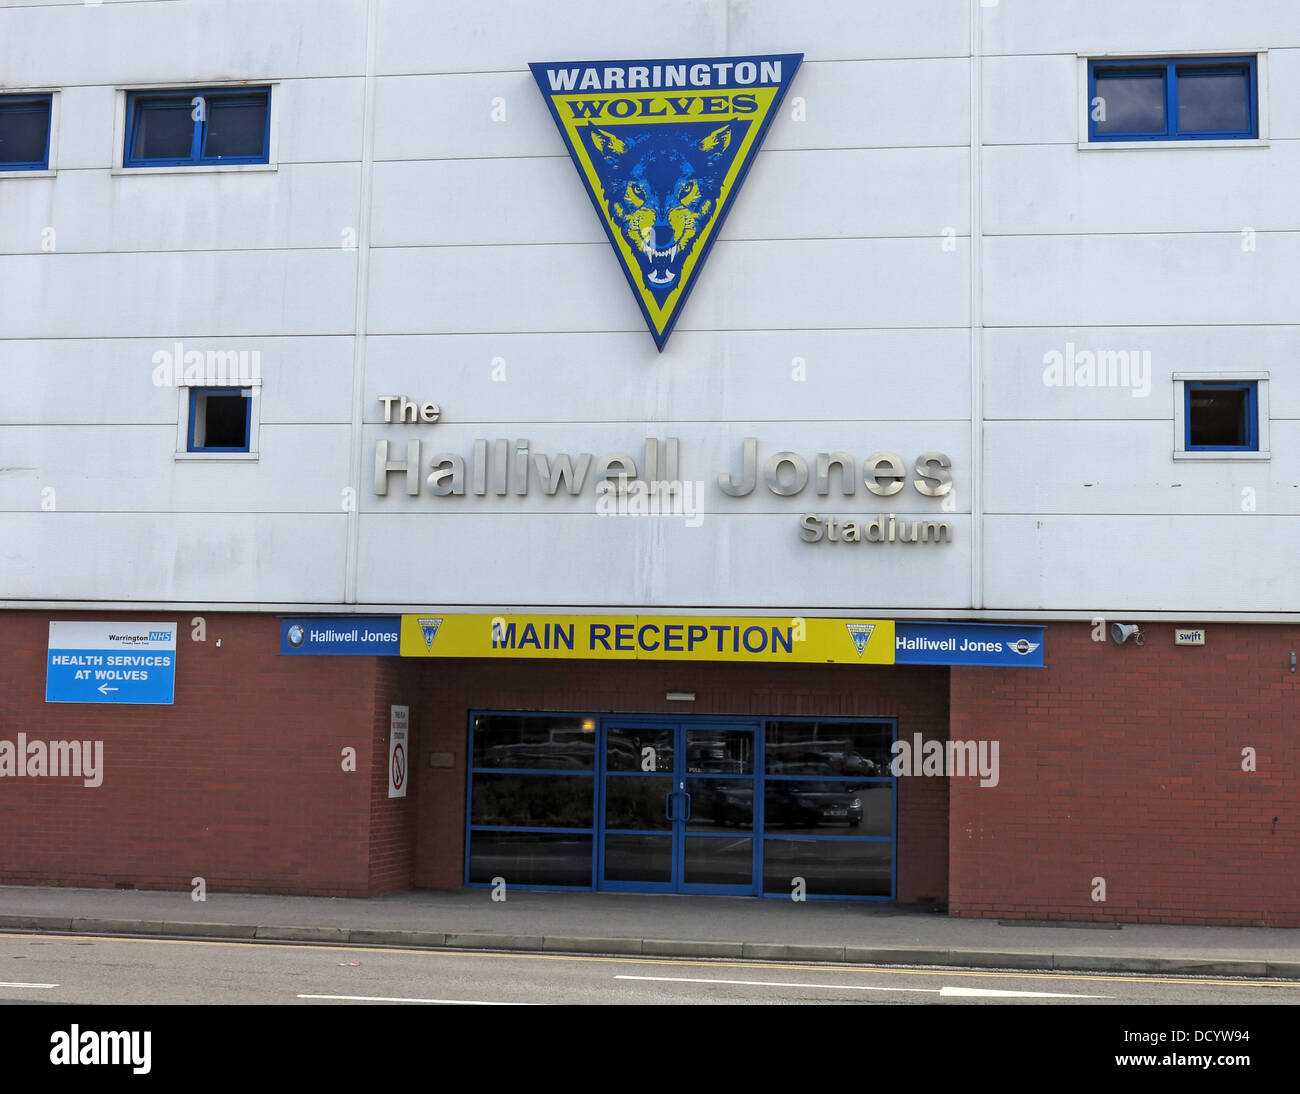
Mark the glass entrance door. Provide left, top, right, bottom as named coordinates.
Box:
left=601, top=724, right=676, bottom=891
left=600, top=720, right=758, bottom=894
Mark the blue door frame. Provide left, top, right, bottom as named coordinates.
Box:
left=598, top=715, right=761, bottom=896
left=464, top=710, right=898, bottom=901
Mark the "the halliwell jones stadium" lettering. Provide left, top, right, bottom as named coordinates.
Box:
left=373, top=436, right=955, bottom=544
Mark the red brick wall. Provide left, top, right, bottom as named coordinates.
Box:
left=366, top=658, right=420, bottom=894
left=949, top=621, right=1300, bottom=927
left=15, top=608, right=1293, bottom=922
left=0, top=611, right=396, bottom=898
left=409, top=658, right=951, bottom=903
left=0, top=606, right=975, bottom=907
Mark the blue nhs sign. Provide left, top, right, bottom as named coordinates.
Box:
left=46, top=621, right=178, bottom=705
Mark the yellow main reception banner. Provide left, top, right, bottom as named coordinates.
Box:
left=399, top=615, right=894, bottom=665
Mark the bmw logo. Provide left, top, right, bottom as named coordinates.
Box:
left=287, top=625, right=306, bottom=648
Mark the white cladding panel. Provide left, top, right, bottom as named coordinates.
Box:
left=984, top=234, right=1300, bottom=327
left=984, top=515, right=1295, bottom=614
left=983, top=143, right=1299, bottom=235
left=0, top=252, right=358, bottom=339
left=3, top=513, right=348, bottom=602
left=981, top=0, right=1300, bottom=55
left=1267, top=49, right=1300, bottom=139
left=0, top=338, right=354, bottom=426
left=0, top=0, right=367, bottom=87
left=984, top=327, right=1300, bottom=421
left=371, top=60, right=972, bottom=163
left=2, top=0, right=1295, bottom=616
left=0, top=425, right=353, bottom=514
left=368, top=238, right=970, bottom=336
left=357, top=514, right=971, bottom=610
left=363, top=330, right=972, bottom=424
left=984, top=420, right=1299, bottom=516
left=372, top=0, right=968, bottom=77
left=370, top=148, right=971, bottom=248
left=0, top=163, right=362, bottom=254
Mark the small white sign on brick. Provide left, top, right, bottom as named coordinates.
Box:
left=388, top=705, right=410, bottom=799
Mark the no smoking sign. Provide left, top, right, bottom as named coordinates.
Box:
left=391, top=743, right=406, bottom=790
left=388, top=705, right=409, bottom=799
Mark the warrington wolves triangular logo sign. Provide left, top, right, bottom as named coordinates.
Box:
left=846, top=624, right=875, bottom=658
left=531, top=54, right=802, bottom=351
left=417, top=617, right=443, bottom=650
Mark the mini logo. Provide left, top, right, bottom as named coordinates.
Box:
left=1010, top=639, right=1040, bottom=656
left=418, top=618, right=443, bottom=650
left=846, top=623, right=876, bottom=658
left=287, top=625, right=306, bottom=648
left=531, top=54, right=802, bottom=350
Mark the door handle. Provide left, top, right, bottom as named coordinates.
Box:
left=665, top=790, right=675, bottom=822
left=681, top=791, right=691, bottom=822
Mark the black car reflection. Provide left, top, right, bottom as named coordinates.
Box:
left=765, top=782, right=863, bottom=829
left=706, top=783, right=864, bottom=829
left=708, top=785, right=754, bottom=826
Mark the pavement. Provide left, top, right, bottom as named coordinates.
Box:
left=1, top=884, right=1298, bottom=979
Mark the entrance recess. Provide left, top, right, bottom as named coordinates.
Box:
left=465, top=711, right=897, bottom=900
left=600, top=720, right=758, bottom=894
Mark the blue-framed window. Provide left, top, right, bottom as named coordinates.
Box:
left=465, top=713, right=597, bottom=889
left=0, top=94, right=53, bottom=170
left=464, top=711, right=898, bottom=900
left=1185, top=381, right=1259, bottom=451
left=760, top=719, right=895, bottom=900
left=187, top=388, right=252, bottom=453
left=124, top=86, right=271, bottom=167
left=1089, top=57, right=1257, bottom=141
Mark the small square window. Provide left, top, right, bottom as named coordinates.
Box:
left=1094, top=68, right=1166, bottom=137
left=188, top=388, right=252, bottom=453
left=1177, top=67, right=1252, bottom=133
left=1089, top=57, right=1257, bottom=141
left=203, top=95, right=271, bottom=158
left=132, top=100, right=195, bottom=162
left=1186, top=382, right=1257, bottom=451
left=0, top=94, right=53, bottom=170
left=124, top=87, right=270, bottom=168
left=1173, top=374, right=1269, bottom=461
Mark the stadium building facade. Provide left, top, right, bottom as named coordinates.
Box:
left=1, top=0, right=1297, bottom=925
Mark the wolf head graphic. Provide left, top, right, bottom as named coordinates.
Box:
left=582, top=121, right=748, bottom=301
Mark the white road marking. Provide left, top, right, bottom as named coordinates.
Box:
left=616, top=975, right=938, bottom=994
left=616, top=975, right=1109, bottom=999
left=297, top=993, right=530, bottom=1005
left=939, top=986, right=1108, bottom=999
left=0, top=981, right=58, bottom=989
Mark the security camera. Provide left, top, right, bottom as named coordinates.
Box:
left=1111, top=623, right=1144, bottom=646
